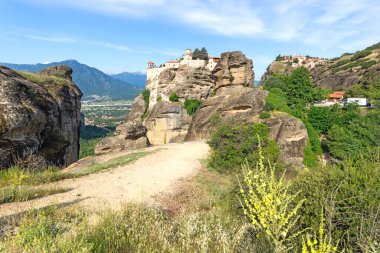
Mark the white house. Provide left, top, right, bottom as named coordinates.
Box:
left=347, top=98, right=367, bottom=106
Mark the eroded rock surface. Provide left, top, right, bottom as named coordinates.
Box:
left=145, top=102, right=192, bottom=145
left=263, top=113, right=308, bottom=168
left=95, top=121, right=148, bottom=155
left=0, top=66, right=82, bottom=169
left=213, top=51, right=254, bottom=90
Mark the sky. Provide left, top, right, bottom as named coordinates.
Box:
left=0, top=0, right=379, bottom=79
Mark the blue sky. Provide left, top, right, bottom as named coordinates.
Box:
left=1, top=0, right=379, bottom=78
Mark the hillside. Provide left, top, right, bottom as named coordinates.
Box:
left=0, top=60, right=142, bottom=100
left=112, top=71, right=147, bottom=87
left=261, top=42, right=380, bottom=93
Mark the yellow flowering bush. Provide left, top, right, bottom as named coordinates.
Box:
left=302, top=211, right=338, bottom=253
left=239, top=136, right=305, bottom=252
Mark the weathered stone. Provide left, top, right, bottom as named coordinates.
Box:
left=263, top=113, right=308, bottom=168
left=145, top=101, right=192, bottom=145
left=213, top=51, right=254, bottom=90
left=94, top=136, right=148, bottom=155
left=186, top=87, right=268, bottom=140
left=0, top=66, right=82, bottom=169
left=116, top=121, right=147, bottom=139
left=127, top=94, right=146, bottom=122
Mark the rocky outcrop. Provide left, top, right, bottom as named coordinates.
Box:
left=126, top=94, right=146, bottom=122
left=262, top=113, right=308, bottom=168
left=0, top=66, right=82, bottom=169
left=145, top=102, right=192, bottom=145
left=95, top=121, right=148, bottom=155
left=260, top=44, right=380, bottom=90
left=186, top=86, right=268, bottom=140
left=213, top=51, right=254, bottom=91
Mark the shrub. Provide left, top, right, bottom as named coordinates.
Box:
left=351, top=50, right=372, bottom=61
left=184, top=99, right=201, bottom=115
left=265, top=88, right=292, bottom=114
left=208, top=123, right=280, bottom=171
left=292, top=150, right=380, bottom=251
left=141, top=89, right=150, bottom=120
left=259, top=111, right=271, bottom=119
left=169, top=92, right=179, bottom=102
left=239, top=141, right=305, bottom=252
left=156, top=96, right=162, bottom=102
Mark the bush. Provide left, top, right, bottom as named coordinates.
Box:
left=141, top=89, right=150, bottom=120
left=259, top=111, right=271, bottom=119
left=351, top=49, right=372, bottom=61
left=169, top=92, right=179, bottom=102
left=184, top=99, right=201, bottom=115
left=265, top=88, right=292, bottom=114
left=208, top=123, right=280, bottom=171
left=239, top=142, right=305, bottom=252
left=292, top=149, right=380, bottom=251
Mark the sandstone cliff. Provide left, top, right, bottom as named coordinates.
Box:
left=0, top=66, right=82, bottom=169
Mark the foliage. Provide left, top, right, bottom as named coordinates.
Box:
left=292, top=148, right=380, bottom=251
left=351, top=49, right=372, bottom=61
left=303, top=141, right=319, bottom=168
left=1, top=203, right=260, bottom=253
left=192, top=47, right=208, bottom=60
left=184, top=99, right=201, bottom=115
left=239, top=141, right=305, bottom=252
left=0, top=185, right=69, bottom=204
left=169, top=92, right=179, bottom=102
left=302, top=211, right=338, bottom=253
left=208, top=123, right=280, bottom=172
left=285, top=67, right=314, bottom=107
left=156, top=95, right=162, bottom=102
left=264, top=88, right=292, bottom=114
left=141, top=89, right=150, bottom=120
left=262, top=73, right=287, bottom=91
left=259, top=111, right=271, bottom=119
left=80, top=126, right=111, bottom=158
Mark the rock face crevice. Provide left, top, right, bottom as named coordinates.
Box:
left=0, top=66, right=82, bottom=169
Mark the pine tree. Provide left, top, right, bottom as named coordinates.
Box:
left=192, top=48, right=201, bottom=60
left=200, top=47, right=208, bottom=60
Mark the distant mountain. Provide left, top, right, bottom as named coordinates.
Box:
left=112, top=72, right=147, bottom=88
left=0, top=60, right=142, bottom=100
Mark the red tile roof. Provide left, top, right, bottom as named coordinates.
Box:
left=329, top=91, right=345, bottom=99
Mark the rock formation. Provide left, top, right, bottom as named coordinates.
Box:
left=99, top=50, right=309, bottom=168
left=95, top=121, right=148, bottom=155
left=213, top=51, right=254, bottom=90
left=261, top=44, right=380, bottom=90
left=145, top=102, right=192, bottom=145
left=0, top=66, right=82, bottom=169
left=262, top=113, right=308, bottom=167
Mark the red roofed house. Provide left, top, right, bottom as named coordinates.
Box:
left=328, top=91, right=345, bottom=103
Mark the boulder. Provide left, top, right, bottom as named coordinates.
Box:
left=263, top=113, right=308, bottom=168
left=186, top=87, right=268, bottom=140
left=213, top=51, right=254, bottom=90
left=95, top=121, right=148, bottom=155
left=145, top=101, right=192, bottom=145
left=127, top=94, right=146, bottom=122
left=0, top=66, right=82, bottom=169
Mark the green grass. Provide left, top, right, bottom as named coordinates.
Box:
left=0, top=152, right=149, bottom=189
left=0, top=186, right=70, bottom=204
left=16, top=71, right=72, bottom=96
left=78, top=152, right=148, bottom=175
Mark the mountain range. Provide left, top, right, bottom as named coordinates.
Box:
left=0, top=60, right=146, bottom=100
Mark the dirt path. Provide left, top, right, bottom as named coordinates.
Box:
left=0, top=141, right=209, bottom=218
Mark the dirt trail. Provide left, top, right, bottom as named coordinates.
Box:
left=0, top=141, right=209, bottom=218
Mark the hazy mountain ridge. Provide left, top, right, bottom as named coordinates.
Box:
left=111, top=72, right=147, bottom=87
left=0, top=60, right=142, bottom=100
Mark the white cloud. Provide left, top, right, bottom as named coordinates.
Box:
left=19, top=0, right=380, bottom=53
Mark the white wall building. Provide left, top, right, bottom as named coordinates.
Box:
left=347, top=98, right=367, bottom=106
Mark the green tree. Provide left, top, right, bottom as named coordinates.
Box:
left=192, top=48, right=201, bottom=60
left=285, top=67, right=314, bottom=107
left=200, top=47, right=208, bottom=60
